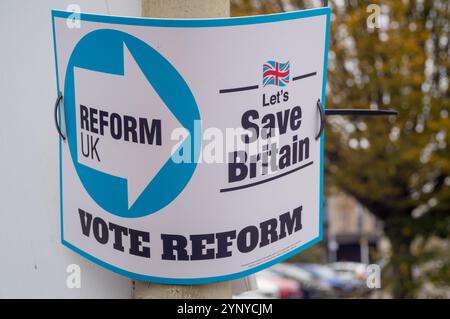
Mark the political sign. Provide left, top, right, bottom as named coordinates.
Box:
left=52, top=7, right=330, bottom=284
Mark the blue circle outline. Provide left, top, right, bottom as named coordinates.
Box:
left=63, top=29, right=201, bottom=218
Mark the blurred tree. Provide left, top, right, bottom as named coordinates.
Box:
left=231, top=0, right=450, bottom=298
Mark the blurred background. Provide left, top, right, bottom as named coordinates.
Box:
left=231, top=0, right=450, bottom=299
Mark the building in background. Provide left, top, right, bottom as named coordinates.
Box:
left=324, top=193, right=384, bottom=264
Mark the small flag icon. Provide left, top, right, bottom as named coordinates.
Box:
left=263, top=61, right=290, bottom=87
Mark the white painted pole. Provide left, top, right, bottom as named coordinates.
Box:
left=133, top=0, right=231, bottom=299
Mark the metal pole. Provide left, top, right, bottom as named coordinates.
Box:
left=134, top=0, right=231, bottom=299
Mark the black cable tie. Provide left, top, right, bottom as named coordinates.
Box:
left=54, top=91, right=66, bottom=141
left=316, top=99, right=325, bottom=140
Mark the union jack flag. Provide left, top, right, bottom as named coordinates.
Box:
left=263, top=61, right=290, bottom=87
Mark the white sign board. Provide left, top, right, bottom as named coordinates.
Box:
left=52, top=7, right=330, bottom=284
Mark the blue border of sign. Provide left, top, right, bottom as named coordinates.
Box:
left=52, top=7, right=330, bottom=285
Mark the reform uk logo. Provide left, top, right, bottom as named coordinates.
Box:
left=64, top=30, right=201, bottom=218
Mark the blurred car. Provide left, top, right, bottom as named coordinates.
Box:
left=233, top=290, right=273, bottom=299
left=255, top=269, right=303, bottom=299
left=295, top=263, right=361, bottom=294
left=329, top=262, right=368, bottom=282
left=270, top=263, right=334, bottom=298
